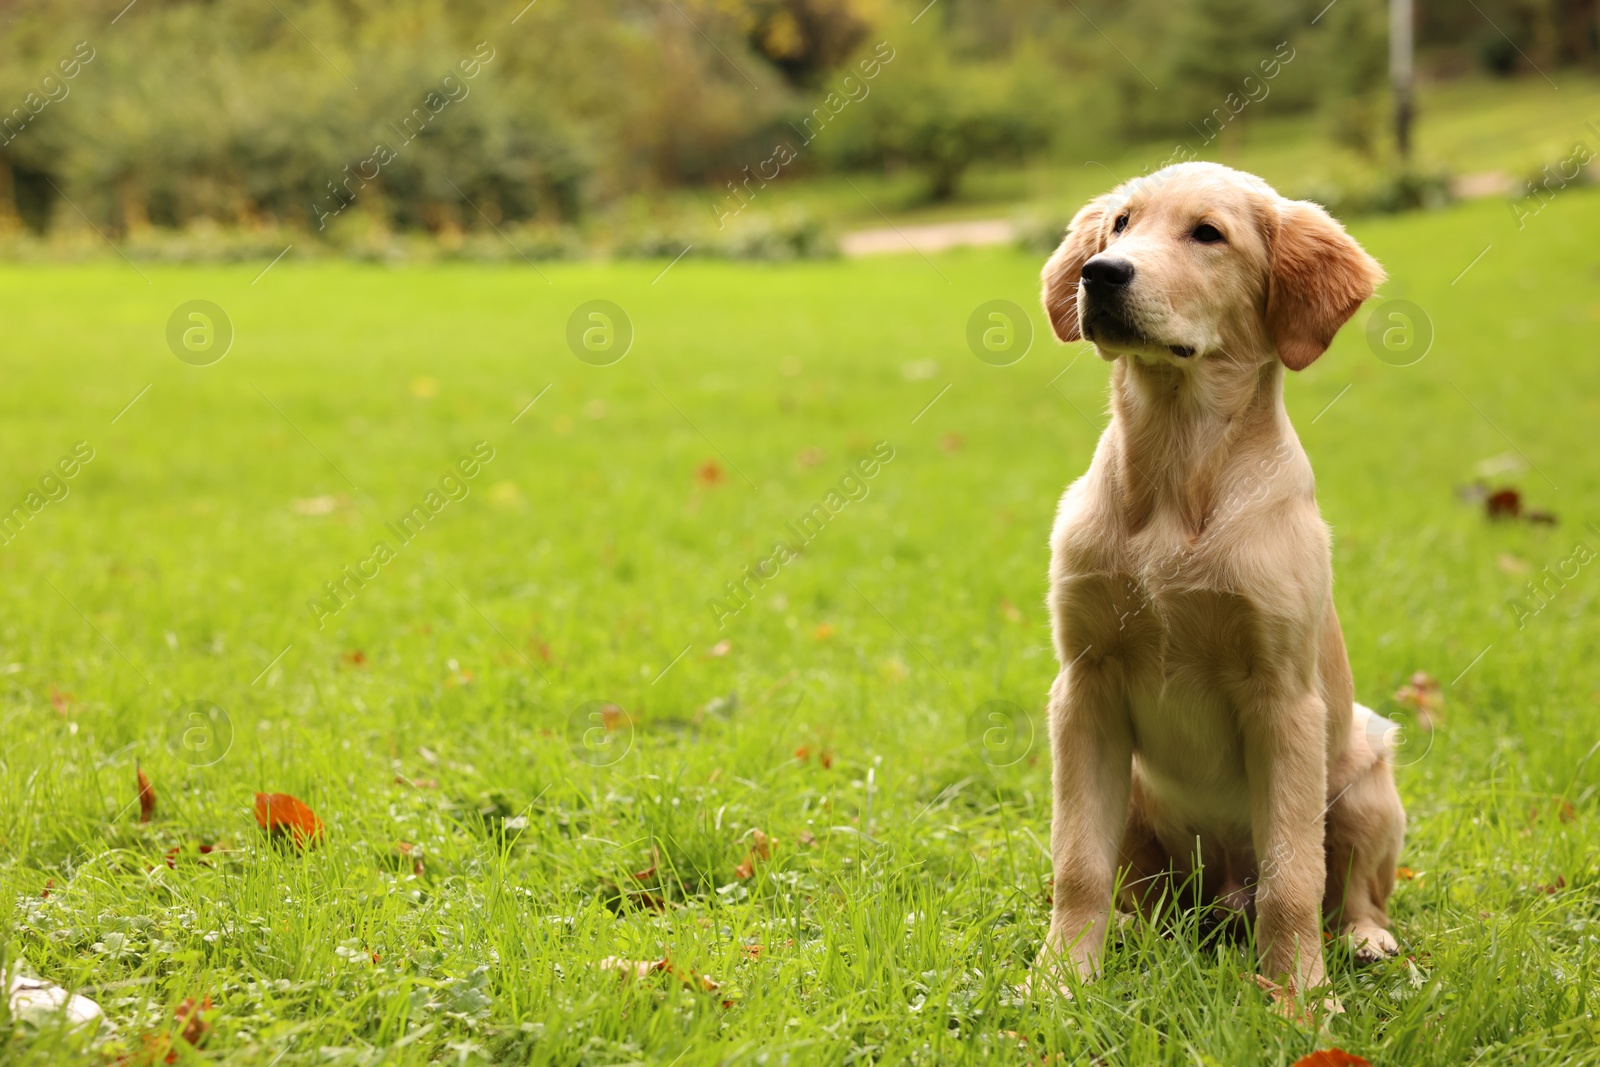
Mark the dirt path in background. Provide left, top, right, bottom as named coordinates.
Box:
left=837, top=171, right=1516, bottom=258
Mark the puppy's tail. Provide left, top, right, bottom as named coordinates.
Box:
left=1354, top=702, right=1402, bottom=762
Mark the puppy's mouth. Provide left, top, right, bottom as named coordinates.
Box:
left=1082, top=307, right=1198, bottom=361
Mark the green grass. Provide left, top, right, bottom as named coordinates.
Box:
left=2, top=183, right=1600, bottom=1066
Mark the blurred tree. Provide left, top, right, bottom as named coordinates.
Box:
left=1323, top=0, right=1388, bottom=159
left=741, top=0, right=879, bottom=85
left=832, top=41, right=1052, bottom=200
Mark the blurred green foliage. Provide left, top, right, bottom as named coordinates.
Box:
left=0, top=0, right=1594, bottom=239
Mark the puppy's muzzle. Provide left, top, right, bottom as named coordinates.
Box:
left=1079, top=255, right=1141, bottom=345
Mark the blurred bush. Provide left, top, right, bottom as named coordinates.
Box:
left=0, top=0, right=1594, bottom=256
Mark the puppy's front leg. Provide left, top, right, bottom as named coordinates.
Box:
left=1035, top=660, right=1132, bottom=990
left=1246, top=690, right=1330, bottom=998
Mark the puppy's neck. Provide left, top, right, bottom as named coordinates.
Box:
left=1107, top=354, right=1290, bottom=532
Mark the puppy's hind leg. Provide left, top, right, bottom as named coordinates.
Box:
left=1324, top=704, right=1406, bottom=963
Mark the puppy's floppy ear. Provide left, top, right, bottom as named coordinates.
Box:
left=1041, top=196, right=1111, bottom=342
left=1267, top=199, right=1386, bottom=370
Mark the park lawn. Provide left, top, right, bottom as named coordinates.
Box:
left=1, top=186, right=1599, bottom=1066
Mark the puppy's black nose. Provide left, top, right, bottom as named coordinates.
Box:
left=1081, top=256, right=1134, bottom=288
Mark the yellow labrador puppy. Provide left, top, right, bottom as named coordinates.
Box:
left=1034, top=162, right=1405, bottom=1003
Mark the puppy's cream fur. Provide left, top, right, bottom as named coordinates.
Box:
left=1034, top=162, right=1405, bottom=1002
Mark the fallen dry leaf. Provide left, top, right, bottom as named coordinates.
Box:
left=735, top=829, right=774, bottom=880
left=49, top=687, right=73, bottom=716
left=1527, top=798, right=1577, bottom=825
left=137, top=763, right=155, bottom=823
left=1396, top=866, right=1416, bottom=880
left=1394, top=671, right=1443, bottom=728
left=1486, top=487, right=1522, bottom=520
left=797, top=829, right=817, bottom=848
left=396, top=841, right=425, bottom=876
left=253, top=792, right=324, bottom=847
left=695, top=460, right=725, bottom=486
left=1291, top=1051, right=1372, bottom=1067
left=341, top=650, right=367, bottom=667
left=1248, top=974, right=1317, bottom=1027
left=1536, top=875, right=1566, bottom=895
left=173, top=995, right=212, bottom=1053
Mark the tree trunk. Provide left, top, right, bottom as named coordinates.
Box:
left=0, top=153, right=21, bottom=235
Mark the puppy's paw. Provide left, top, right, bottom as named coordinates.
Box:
left=1015, top=971, right=1076, bottom=1001
left=1344, top=923, right=1399, bottom=963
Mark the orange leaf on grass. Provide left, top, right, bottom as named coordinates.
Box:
left=173, top=996, right=212, bottom=1053
left=1291, top=1051, right=1372, bottom=1067
left=49, top=687, right=73, bottom=716
left=734, top=829, right=774, bottom=880
left=695, top=460, right=725, bottom=486
left=137, top=763, right=156, bottom=823
left=253, top=792, right=323, bottom=847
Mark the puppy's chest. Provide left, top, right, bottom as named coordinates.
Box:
left=1059, top=571, right=1263, bottom=809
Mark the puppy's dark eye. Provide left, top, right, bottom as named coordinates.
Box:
left=1113, top=214, right=1129, bottom=234
left=1192, top=223, right=1225, bottom=244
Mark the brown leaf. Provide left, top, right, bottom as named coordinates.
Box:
left=173, top=995, right=212, bottom=1051
left=695, top=460, right=725, bottom=486
left=49, top=687, right=73, bottom=716
left=1486, top=487, right=1521, bottom=520
left=137, top=763, right=156, bottom=823
left=743, top=944, right=764, bottom=960
left=797, top=829, right=817, bottom=848
left=1536, top=875, right=1566, bottom=895
left=1291, top=1051, right=1372, bottom=1067
left=341, top=650, right=368, bottom=667
left=253, top=792, right=324, bottom=847
left=1394, top=671, right=1443, bottom=728
left=598, top=956, right=670, bottom=978
left=1248, top=974, right=1316, bottom=1026
left=599, top=704, right=629, bottom=731
left=735, top=829, right=774, bottom=880
left=938, top=431, right=964, bottom=453
left=1527, top=508, right=1558, bottom=525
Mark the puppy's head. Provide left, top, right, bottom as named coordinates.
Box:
left=1041, top=162, right=1385, bottom=370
